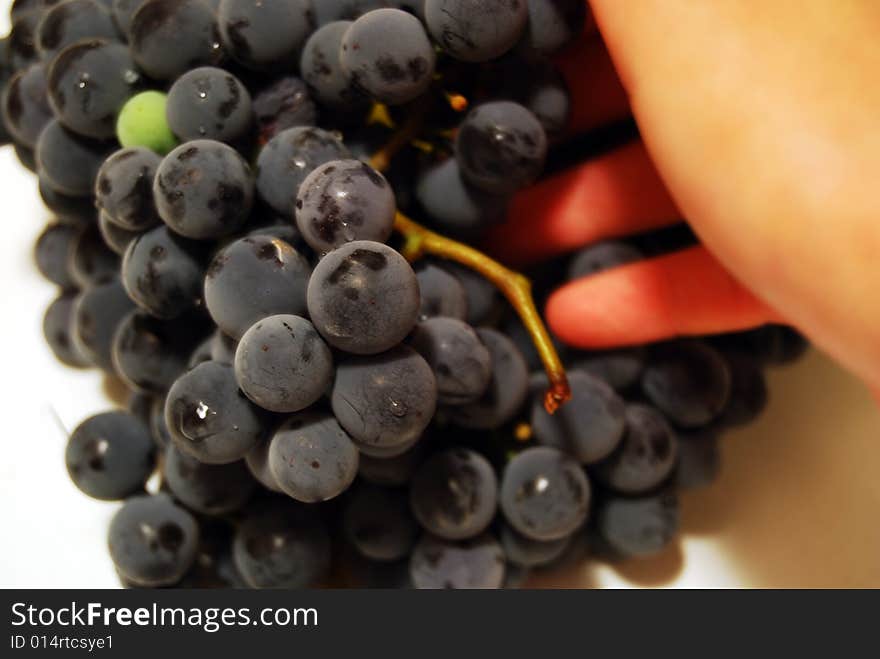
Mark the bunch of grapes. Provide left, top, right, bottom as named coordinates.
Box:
left=2, top=0, right=807, bottom=589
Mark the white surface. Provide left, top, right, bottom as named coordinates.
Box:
left=0, top=3, right=878, bottom=588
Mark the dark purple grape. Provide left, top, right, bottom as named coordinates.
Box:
left=295, top=159, right=396, bottom=254
left=108, top=493, right=199, bottom=587
left=530, top=370, right=626, bottom=465
left=217, top=0, right=314, bottom=71
left=154, top=140, right=254, bottom=240
left=234, top=314, right=333, bottom=413
left=149, top=394, right=172, bottom=449
left=112, top=309, right=206, bottom=393
left=641, top=340, right=732, bottom=429
left=499, top=523, right=570, bottom=568
left=343, top=483, right=417, bottom=562
left=95, top=147, right=162, bottom=231
left=36, top=0, right=119, bottom=61
left=414, top=263, right=468, bottom=321
left=129, top=0, right=224, bottom=81
left=166, top=67, right=252, bottom=144
left=596, top=492, right=680, bottom=558
left=568, top=240, right=643, bottom=280
left=11, top=0, right=45, bottom=22
left=47, top=38, right=140, bottom=139
left=410, top=448, right=497, bottom=540
left=453, top=328, right=529, bottom=430
left=456, top=101, right=547, bottom=195
left=164, top=361, right=268, bottom=465
left=523, top=0, right=586, bottom=55
left=39, top=176, right=96, bottom=225
left=339, top=9, right=435, bottom=105
left=409, top=317, right=491, bottom=406
left=36, top=119, right=112, bottom=196
left=121, top=225, right=207, bottom=319
left=300, top=21, right=368, bottom=112
left=98, top=211, right=141, bottom=255
left=164, top=445, right=257, bottom=515
left=443, top=261, right=503, bottom=326
left=415, top=158, right=507, bottom=238
left=331, top=344, right=437, bottom=452
left=127, top=390, right=154, bottom=425
left=424, top=0, right=527, bottom=62
left=71, top=279, right=135, bottom=371
left=204, top=235, right=312, bottom=340
left=499, top=446, right=590, bottom=542
left=594, top=403, right=679, bottom=495
left=252, top=76, right=317, bottom=144
left=2, top=63, right=52, bottom=148
left=43, top=291, right=90, bottom=367
left=34, top=221, right=80, bottom=288
left=307, top=240, right=420, bottom=354
left=68, top=222, right=119, bottom=287
left=255, top=126, right=350, bottom=217
left=268, top=412, right=359, bottom=503
left=233, top=498, right=330, bottom=588
left=66, top=411, right=155, bottom=500
left=409, top=533, right=506, bottom=589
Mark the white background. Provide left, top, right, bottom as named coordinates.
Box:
left=0, top=3, right=878, bottom=589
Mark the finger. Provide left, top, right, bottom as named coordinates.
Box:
left=554, top=36, right=630, bottom=135
left=546, top=246, right=780, bottom=349
left=487, top=142, right=680, bottom=265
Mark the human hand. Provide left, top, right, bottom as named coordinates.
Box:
left=489, top=1, right=880, bottom=392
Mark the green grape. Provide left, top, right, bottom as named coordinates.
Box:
left=116, top=91, right=179, bottom=155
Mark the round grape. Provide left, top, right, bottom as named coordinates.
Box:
left=129, top=0, right=224, bottom=81
left=164, top=361, right=267, bottom=465
left=121, top=225, right=207, bottom=319
left=48, top=39, right=141, bottom=140
left=568, top=241, right=643, bottom=280
left=414, top=263, right=468, bottom=321
left=98, top=212, right=140, bottom=255
left=153, top=140, right=254, bottom=240
left=339, top=9, right=436, bottom=105
left=116, top=90, right=178, bottom=154
left=2, top=63, right=52, bottom=149
left=71, top=280, right=135, bottom=371
left=95, top=147, right=161, bottom=231
left=456, top=101, right=547, bottom=195
left=68, top=222, right=119, bottom=288
left=108, top=493, right=199, bottom=587
left=500, top=447, right=590, bottom=542
left=410, top=448, right=498, bottom=541
left=217, top=0, right=314, bottom=71
left=204, top=235, right=312, bottom=340
left=234, top=315, right=333, bottom=413
left=641, top=340, right=732, bottom=428
left=66, top=411, right=155, bottom=501
left=331, top=344, right=437, bottom=451
left=307, top=240, right=420, bottom=354
left=166, top=67, right=252, bottom=144
left=36, top=119, right=112, bottom=196
left=594, top=403, right=679, bottom=495
left=499, top=523, right=570, bottom=568
left=296, top=159, right=395, bottom=253
left=34, top=222, right=80, bottom=289
left=424, top=0, right=527, bottom=62
left=596, top=492, right=680, bottom=559
left=252, top=76, right=317, bottom=144
left=36, top=0, right=118, bottom=62
left=531, top=370, right=626, bottom=465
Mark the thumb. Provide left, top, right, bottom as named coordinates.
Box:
left=588, top=0, right=880, bottom=390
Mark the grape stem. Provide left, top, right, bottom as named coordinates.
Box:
left=393, top=211, right=571, bottom=413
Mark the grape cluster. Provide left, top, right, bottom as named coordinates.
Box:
left=4, top=0, right=808, bottom=589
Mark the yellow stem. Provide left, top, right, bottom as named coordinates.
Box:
left=394, top=212, right=571, bottom=413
